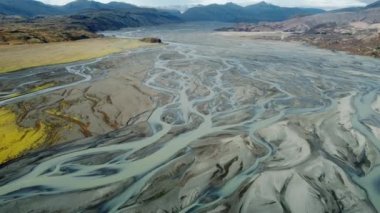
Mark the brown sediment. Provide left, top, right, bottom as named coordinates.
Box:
left=83, top=87, right=101, bottom=113
left=98, top=110, right=119, bottom=130
left=46, top=108, right=92, bottom=137
left=17, top=102, right=31, bottom=123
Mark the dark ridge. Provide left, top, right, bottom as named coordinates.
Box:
left=181, top=1, right=324, bottom=23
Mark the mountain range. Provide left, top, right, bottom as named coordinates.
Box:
left=0, top=0, right=325, bottom=23
left=367, top=0, right=380, bottom=8
left=182, top=2, right=324, bottom=22
left=223, top=1, right=380, bottom=34
left=0, top=0, right=139, bottom=17
left=0, top=0, right=61, bottom=16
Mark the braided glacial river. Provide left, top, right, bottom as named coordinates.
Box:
left=1, top=23, right=380, bottom=212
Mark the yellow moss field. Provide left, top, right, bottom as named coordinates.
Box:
left=0, top=108, right=48, bottom=164
left=30, top=82, right=56, bottom=93
left=0, top=38, right=152, bottom=73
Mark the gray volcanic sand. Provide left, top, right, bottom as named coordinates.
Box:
left=1, top=23, right=380, bottom=213
left=0, top=48, right=158, bottom=143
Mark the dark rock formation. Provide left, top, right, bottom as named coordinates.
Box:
left=139, top=37, right=162, bottom=43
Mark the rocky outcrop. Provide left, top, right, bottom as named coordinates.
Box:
left=140, top=37, right=162, bottom=43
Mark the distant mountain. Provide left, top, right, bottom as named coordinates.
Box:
left=62, top=0, right=138, bottom=13
left=182, top=2, right=324, bottom=22
left=3, top=0, right=377, bottom=26
left=330, top=7, right=363, bottom=13
left=245, top=2, right=325, bottom=22
left=0, top=0, right=173, bottom=17
left=0, top=0, right=61, bottom=17
left=182, top=3, right=252, bottom=22
left=366, top=0, right=380, bottom=8
left=157, top=9, right=182, bottom=17
left=69, top=9, right=182, bottom=32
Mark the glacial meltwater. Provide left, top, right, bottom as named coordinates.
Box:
left=1, top=23, right=380, bottom=212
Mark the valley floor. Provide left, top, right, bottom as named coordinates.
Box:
left=1, top=23, right=380, bottom=212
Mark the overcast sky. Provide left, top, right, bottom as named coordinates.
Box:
left=39, top=0, right=377, bottom=9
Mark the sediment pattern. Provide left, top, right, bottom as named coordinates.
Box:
left=1, top=25, right=380, bottom=212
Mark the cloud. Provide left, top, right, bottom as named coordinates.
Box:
left=40, top=0, right=71, bottom=5
left=38, top=0, right=375, bottom=9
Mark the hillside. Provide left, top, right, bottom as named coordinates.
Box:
left=275, top=7, right=380, bottom=32
left=68, top=9, right=182, bottom=31
left=0, top=0, right=62, bottom=17
left=216, top=5, right=380, bottom=58
left=367, top=0, right=380, bottom=8
left=182, top=2, right=324, bottom=23
left=0, top=9, right=181, bottom=45
left=245, top=2, right=324, bottom=22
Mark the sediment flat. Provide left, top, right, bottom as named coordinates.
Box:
left=215, top=31, right=291, bottom=40
left=0, top=39, right=158, bottom=164
left=0, top=38, right=152, bottom=73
